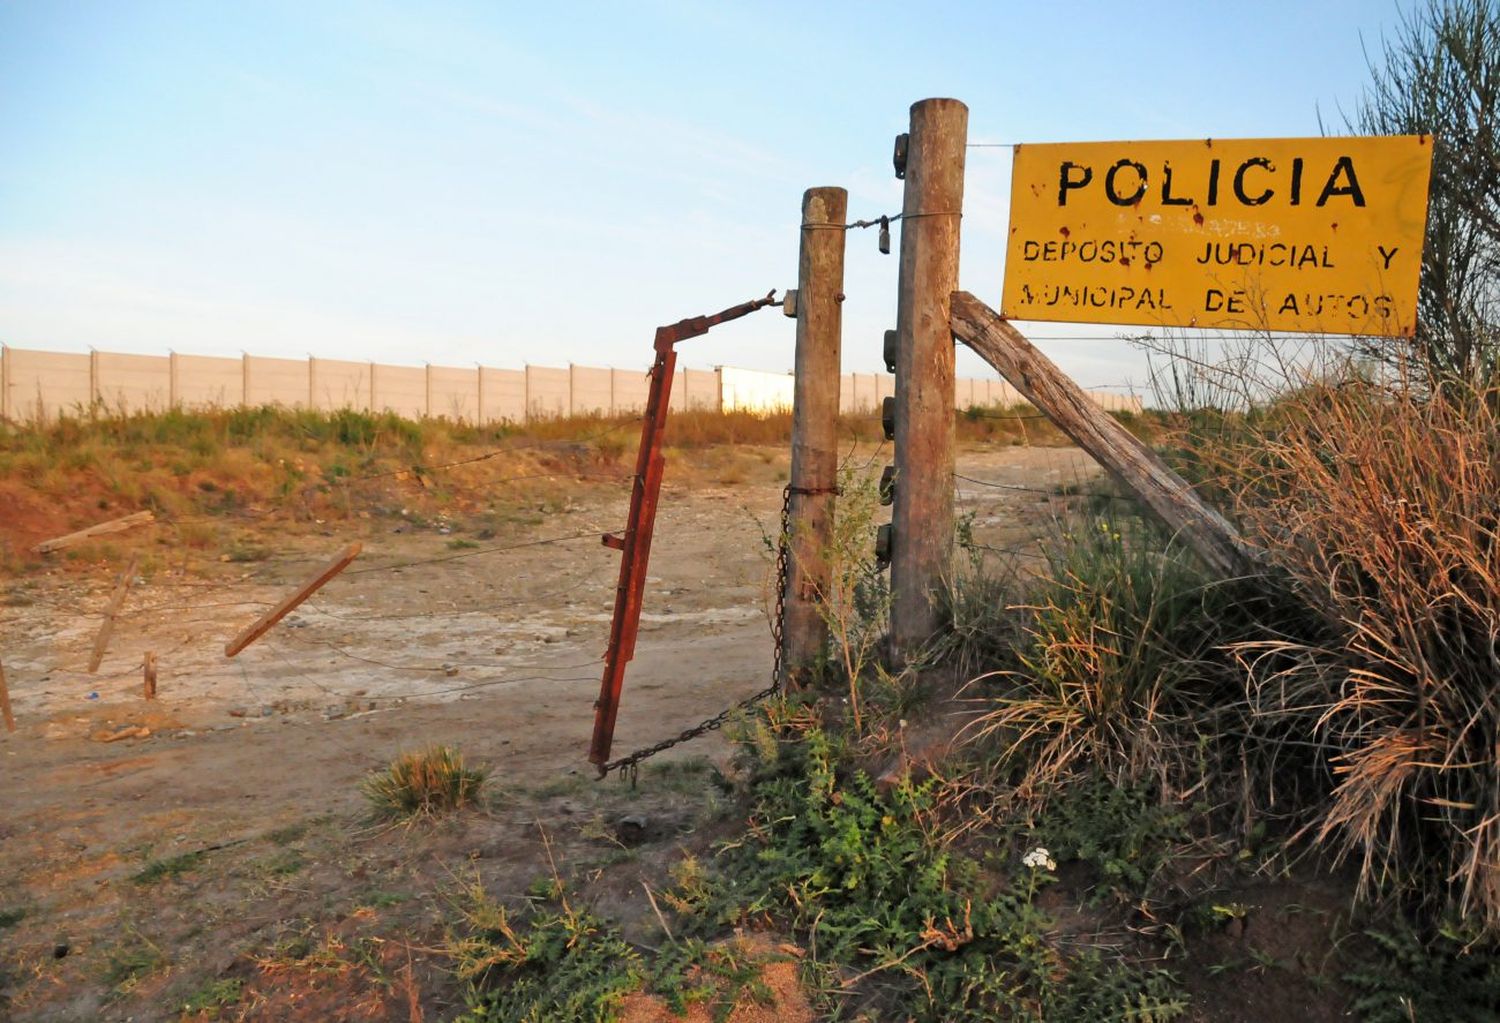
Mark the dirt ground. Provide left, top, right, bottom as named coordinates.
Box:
left=0, top=443, right=1105, bottom=1021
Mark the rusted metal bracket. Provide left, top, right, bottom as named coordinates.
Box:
left=588, top=290, right=780, bottom=772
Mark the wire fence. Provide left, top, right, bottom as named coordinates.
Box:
left=1, top=365, right=1139, bottom=758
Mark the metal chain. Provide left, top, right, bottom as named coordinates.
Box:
left=599, top=485, right=791, bottom=783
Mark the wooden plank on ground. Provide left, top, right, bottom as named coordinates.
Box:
left=33, top=510, right=155, bottom=554
left=949, top=290, right=1255, bottom=579
left=224, top=543, right=362, bottom=657
left=0, top=658, right=14, bottom=733
left=88, top=555, right=139, bottom=673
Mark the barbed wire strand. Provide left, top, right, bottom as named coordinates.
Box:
left=953, top=472, right=1138, bottom=504
left=261, top=634, right=601, bottom=701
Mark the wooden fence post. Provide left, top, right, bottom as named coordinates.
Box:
left=32, top=510, right=154, bottom=555
left=143, top=651, right=157, bottom=700
left=890, top=97, right=967, bottom=660
left=0, top=658, right=14, bottom=732
left=224, top=543, right=362, bottom=657
left=89, top=555, right=139, bottom=673
left=783, top=186, right=848, bottom=684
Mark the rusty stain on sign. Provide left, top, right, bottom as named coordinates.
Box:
left=1001, top=136, right=1433, bottom=337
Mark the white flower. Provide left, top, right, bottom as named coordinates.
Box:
left=1022, top=847, right=1057, bottom=871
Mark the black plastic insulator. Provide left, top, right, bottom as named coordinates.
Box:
left=881, top=396, right=895, bottom=440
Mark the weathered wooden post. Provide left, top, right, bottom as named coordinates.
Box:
left=88, top=555, right=139, bottom=673
left=890, top=98, right=967, bottom=660
left=143, top=651, right=158, bottom=700
left=950, top=292, right=1256, bottom=578
left=224, top=543, right=362, bottom=657
left=783, top=186, right=848, bottom=684
left=0, top=658, right=15, bottom=732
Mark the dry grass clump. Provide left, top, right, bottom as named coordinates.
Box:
left=363, top=745, right=486, bottom=820
left=961, top=514, right=1268, bottom=808
left=1218, top=377, right=1500, bottom=927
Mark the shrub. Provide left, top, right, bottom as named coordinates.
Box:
left=362, top=745, right=485, bottom=820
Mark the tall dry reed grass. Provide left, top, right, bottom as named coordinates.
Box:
left=1204, top=377, right=1500, bottom=927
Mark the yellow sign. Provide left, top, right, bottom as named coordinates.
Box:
left=1001, top=136, right=1432, bottom=336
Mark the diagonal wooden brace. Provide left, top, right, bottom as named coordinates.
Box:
left=949, top=290, right=1257, bottom=579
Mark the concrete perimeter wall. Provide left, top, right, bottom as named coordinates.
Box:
left=0, top=345, right=1142, bottom=424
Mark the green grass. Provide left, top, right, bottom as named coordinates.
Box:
left=133, top=850, right=205, bottom=885
left=179, top=977, right=244, bottom=1015
left=104, top=931, right=166, bottom=995
left=358, top=890, right=411, bottom=909
left=962, top=512, right=1269, bottom=802
left=265, top=822, right=308, bottom=846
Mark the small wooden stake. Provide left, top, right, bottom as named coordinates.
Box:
left=143, top=651, right=157, bottom=700
left=89, top=555, right=139, bottom=674
left=949, top=291, right=1255, bottom=578
left=224, top=543, right=362, bottom=657
left=33, top=510, right=154, bottom=555
left=0, top=659, right=15, bottom=733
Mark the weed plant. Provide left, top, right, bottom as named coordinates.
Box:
left=452, top=885, right=643, bottom=1023
left=455, top=888, right=802, bottom=1022
left=682, top=723, right=1187, bottom=1021
left=808, top=466, right=891, bottom=727
left=935, top=514, right=1027, bottom=680
left=1030, top=778, right=1195, bottom=906
left=1345, top=921, right=1500, bottom=1022
left=362, top=745, right=485, bottom=820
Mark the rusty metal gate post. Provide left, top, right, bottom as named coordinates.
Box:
left=890, top=98, right=967, bottom=662
left=782, top=187, right=849, bottom=685
left=589, top=292, right=780, bottom=773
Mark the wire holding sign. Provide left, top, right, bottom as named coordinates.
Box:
left=1001, top=135, right=1433, bottom=337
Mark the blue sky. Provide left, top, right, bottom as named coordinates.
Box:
left=0, top=1, right=1412, bottom=389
